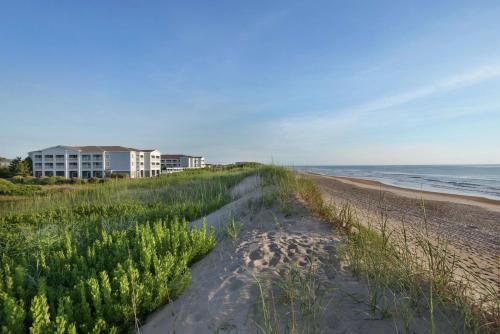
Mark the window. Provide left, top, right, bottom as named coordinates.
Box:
left=35, top=163, right=42, bottom=168
left=35, top=171, right=42, bottom=177
left=82, top=154, right=91, bottom=161
left=69, top=162, right=78, bottom=168
left=35, top=154, right=42, bottom=159
left=93, top=154, right=102, bottom=159
left=45, top=163, right=53, bottom=168
left=44, top=155, right=53, bottom=159
left=44, top=171, right=53, bottom=177
left=82, top=163, right=91, bottom=168
left=56, top=171, right=65, bottom=177
left=69, top=171, right=78, bottom=178
left=56, top=163, right=64, bottom=168
left=56, top=155, right=64, bottom=159
left=69, top=154, right=78, bottom=159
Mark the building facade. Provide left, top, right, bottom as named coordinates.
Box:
left=160, top=154, right=205, bottom=173
left=29, top=146, right=161, bottom=179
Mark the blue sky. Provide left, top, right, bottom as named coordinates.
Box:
left=1, top=0, right=500, bottom=164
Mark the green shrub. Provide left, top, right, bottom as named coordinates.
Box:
left=0, top=178, right=42, bottom=196
left=87, top=177, right=99, bottom=184
left=109, top=173, right=128, bottom=179
left=37, top=177, right=57, bottom=185
left=69, top=178, right=84, bottom=184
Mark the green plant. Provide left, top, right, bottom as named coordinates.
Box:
left=225, top=216, right=242, bottom=240
left=0, top=167, right=261, bottom=332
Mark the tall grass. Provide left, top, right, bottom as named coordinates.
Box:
left=0, top=167, right=259, bottom=333
left=260, top=166, right=499, bottom=333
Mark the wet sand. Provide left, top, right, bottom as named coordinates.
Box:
left=303, top=173, right=500, bottom=295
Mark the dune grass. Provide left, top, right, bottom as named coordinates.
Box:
left=258, top=165, right=499, bottom=333
left=0, top=167, right=259, bottom=333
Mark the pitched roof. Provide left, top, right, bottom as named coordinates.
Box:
left=29, top=145, right=159, bottom=154
left=78, top=146, right=133, bottom=152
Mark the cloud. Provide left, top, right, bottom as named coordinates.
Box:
left=276, top=64, right=500, bottom=135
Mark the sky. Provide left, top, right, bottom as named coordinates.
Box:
left=1, top=0, right=500, bottom=165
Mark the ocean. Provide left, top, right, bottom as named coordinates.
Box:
left=292, top=165, right=500, bottom=200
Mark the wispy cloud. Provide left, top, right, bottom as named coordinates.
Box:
left=277, top=64, right=500, bottom=133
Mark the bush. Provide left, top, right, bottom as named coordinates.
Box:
left=36, top=177, right=57, bottom=185
left=0, top=178, right=42, bottom=196
left=109, top=173, right=128, bottom=179
left=87, top=177, right=99, bottom=184
left=10, top=175, right=26, bottom=184
left=0, top=166, right=13, bottom=178
left=69, top=178, right=84, bottom=184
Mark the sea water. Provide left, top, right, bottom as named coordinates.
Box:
left=293, top=165, right=500, bottom=200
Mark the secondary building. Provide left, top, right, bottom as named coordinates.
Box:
left=29, top=145, right=161, bottom=179
left=160, top=154, right=205, bottom=173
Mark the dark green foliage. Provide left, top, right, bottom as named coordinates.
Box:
left=0, top=166, right=13, bottom=179
left=8, top=157, right=31, bottom=177
left=0, top=168, right=258, bottom=333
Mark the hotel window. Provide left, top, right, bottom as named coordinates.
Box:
left=44, top=155, right=53, bottom=159
left=45, top=163, right=54, bottom=168
left=93, top=154, right=102, bottom=159
left=35, top=163, right=42, bottom=168
left=56, top=163, right=64, bottom=168
left=56, top=155, right=64, bottom=159
left=35, top=154, right=42, bottom=159
left=82, top=154, right=91, bottom=160
left=69, top=154, right=78, bottom=159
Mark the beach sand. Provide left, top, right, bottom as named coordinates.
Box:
left=303, top=173, right=500, bottom=297
left=141, top=175, right=468, bottom=333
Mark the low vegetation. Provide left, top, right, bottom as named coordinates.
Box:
left=0, top=179, right=43, bottom=196
left=0, top=167, right=259, bottom=333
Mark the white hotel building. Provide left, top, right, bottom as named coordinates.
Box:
left=161, top=154, right=205, bottom=173
left=29, top=146, right=161, bottom=179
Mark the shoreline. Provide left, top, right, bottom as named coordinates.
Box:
left=302, top=172, right=500, bottom=213
left=303, top=172, right=500, bottom=298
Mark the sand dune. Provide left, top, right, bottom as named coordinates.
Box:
left=141, top=175, right=464, bottom=333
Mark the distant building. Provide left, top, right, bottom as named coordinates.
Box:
left=28, top=145, right=161, bottom=179
left=0, top=157, right=11, bottom=167
left=160, top=154, right=205, bottom=173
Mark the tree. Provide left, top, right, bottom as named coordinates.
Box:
left=23, top=157, right=33, bottom=175
left=9, top=157, right=30, bottom=177
left=8, top=157, right=21, bottom=175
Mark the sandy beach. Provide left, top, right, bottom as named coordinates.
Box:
left=303, top=173, right=500, bottom=294
left=141, top=174, right=480, bottom=333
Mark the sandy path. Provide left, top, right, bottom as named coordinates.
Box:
left=140, top=176, right=460, bottom=333
left=303, top=173, right=500, bottom=297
